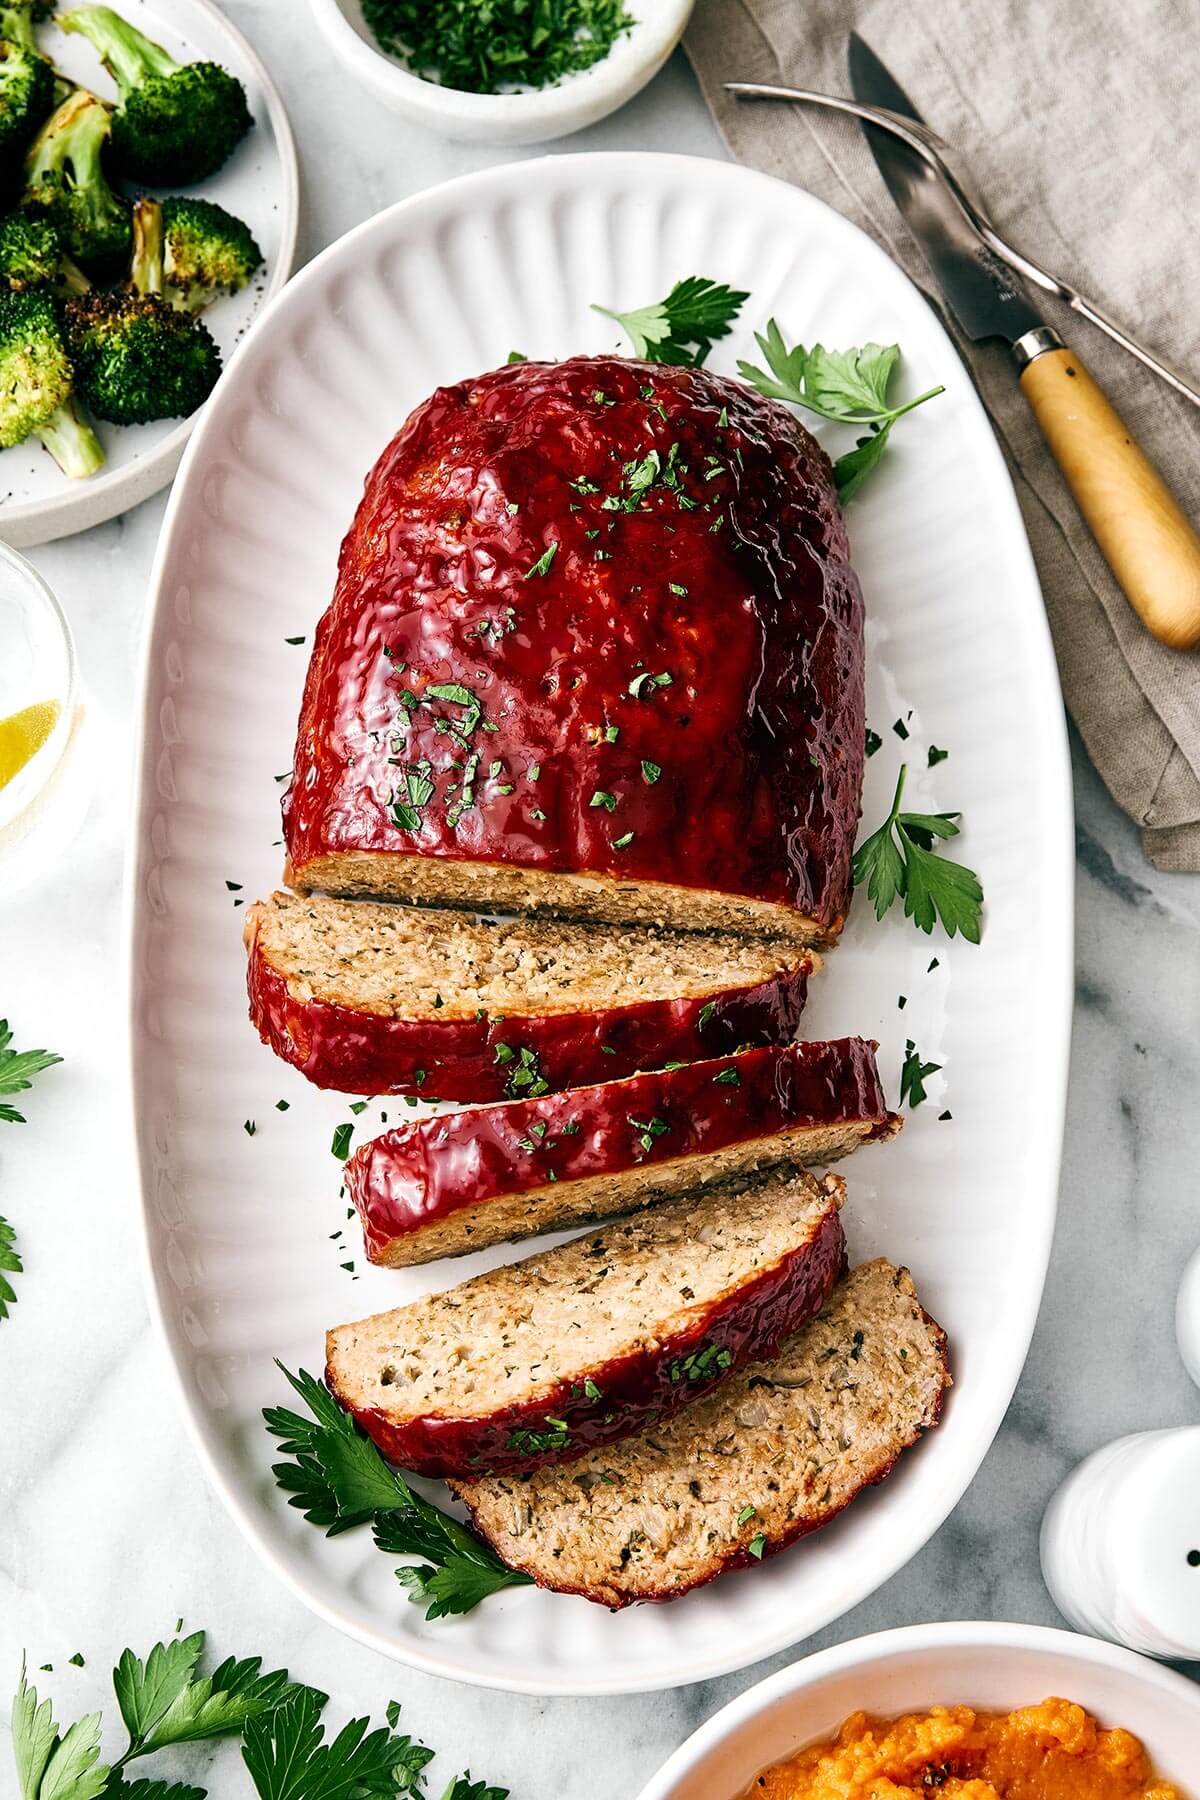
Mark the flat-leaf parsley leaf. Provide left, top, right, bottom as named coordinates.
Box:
left=852, top=764, right=983, bottom=942
left=594, top=277, right=749, bottom=367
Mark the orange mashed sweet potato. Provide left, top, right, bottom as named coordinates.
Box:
left=747, top=1699, right=1181, bottom=1800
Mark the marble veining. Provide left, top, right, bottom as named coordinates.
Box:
left=2, top=12, right=1199, bottom=1795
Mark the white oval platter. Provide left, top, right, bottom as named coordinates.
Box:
left=126, top=152, right=1073, bottom=1695
left=0, top=0, right=299, bottom=548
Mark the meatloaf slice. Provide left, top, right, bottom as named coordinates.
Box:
left=326, top=1170, right=846, bottom=1478
left=283, top=355, right=864, bottom=948
left=347, top=1038, right=897, bottom=1266
left=452, top=1259, right=949, bottom=1607
left=245, top=890, right=813, bottom=1101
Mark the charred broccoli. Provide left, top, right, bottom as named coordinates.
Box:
left=0, top=210, right=87, bottom=289
left=59, top=5, right=251, bottom=184
left=22, top=89, right=131, bottom=278
left=131, top=194, right=261, bottom=312
left=64, top=210, right=222, bottom=424
left=0, top=285, right=103, bottom=475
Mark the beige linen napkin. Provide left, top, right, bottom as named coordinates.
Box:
left=685, top=0, right=1200, bottom=869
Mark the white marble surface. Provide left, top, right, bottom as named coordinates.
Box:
left=3, top=10, right=1200, bottom=1795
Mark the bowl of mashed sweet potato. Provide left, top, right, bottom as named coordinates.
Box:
left=635, top=1625, right=1199, bottom=1800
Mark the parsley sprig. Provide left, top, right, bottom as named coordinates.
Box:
left=594, top=276, right=750, bottom=367
left=11, top=1638, right=504, bottom=1800
left=264, top=1366, right=531, bottom=1620
left=852, top=764, right=983, bottom=942
left=738, top=325, right=944, bottom=499
left=0, top=1020, right=61, bottom=1124
left=0, top=1216, right=21, bottom=1321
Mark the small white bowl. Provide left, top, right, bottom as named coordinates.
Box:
left=308, top=0, right=696, bottom=144
left=635, top=1623, right=1200, bottom=1800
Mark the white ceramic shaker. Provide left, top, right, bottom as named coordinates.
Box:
left=1040, top=1424, right=1200, bottom=1658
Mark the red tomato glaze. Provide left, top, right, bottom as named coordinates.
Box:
left=347, top=1037, right=890, bottom=1262
left=284, top=355, right=864, bottom=934
left=332, top=1203, right=846, bottom=1478
left=246, top=940, right=811, bottom=1100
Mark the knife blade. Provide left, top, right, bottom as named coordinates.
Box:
left=840, top=33, right=1200, bottom=650
left=847, top=33, right=1046, bottom=349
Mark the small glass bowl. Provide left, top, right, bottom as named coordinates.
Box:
left=0, top=541, right=84, bottom=888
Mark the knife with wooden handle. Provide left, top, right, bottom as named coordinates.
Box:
left=839, top=34, right=1200, bottom=651
left=1014, top=329, right=1200, bottom=647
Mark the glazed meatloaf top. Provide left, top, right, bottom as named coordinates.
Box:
left=283, top=354, right=865, bottom=945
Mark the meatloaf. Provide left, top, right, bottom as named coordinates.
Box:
left=283, top=354, right=865, bottom=946
left=245, top=890, right=814, bottom=1101
left=326, top=1170, right=846, bottom=1478
left=347, top=1037, right=898, bottom=1266
left=452, top=1259, right=949, bottom=1606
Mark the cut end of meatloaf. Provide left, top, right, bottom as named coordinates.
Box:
left=246, top=889, right=814, bottom=1021
left=348, top=1038, right=898, bottom=1268
left=286, top=853, right=834, bottom=948
left=451, top=1259, right=950, bottom=1608
left=325, top=1170, right=846, bottom=1478
left=246, top=888, right=815, bottom=1101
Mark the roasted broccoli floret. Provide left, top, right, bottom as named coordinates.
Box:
left=129, top=193, right=260, bottom=313
left=59, top=5, right=251, bottom=184
left=0, top=285, right=103, bottom=475
left=0, top=211, right=87, bottom=290
left=64, top=221, right=222, bottom=424
left=22, top=89, right=131, bottom=278
left=0, top=33, right=54, bottom=162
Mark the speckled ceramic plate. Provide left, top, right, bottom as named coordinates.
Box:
left=126, top=154, right=1074, bottom=1695
left=0, top=0, right=299, bottom=548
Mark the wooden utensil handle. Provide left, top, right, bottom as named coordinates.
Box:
left=1017, top=337, right=1200, bottom=649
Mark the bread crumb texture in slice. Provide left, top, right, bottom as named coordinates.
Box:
left=326, top=1171, right=846, bottom=1478
left=347, top=1038, right=897, bottom=1267
left=246, top=890, right=814, bottom=1100
left=451, top=1259, right=950, bottom=1608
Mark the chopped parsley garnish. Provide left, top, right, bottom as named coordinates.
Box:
left=928, top=744, right=949, bottom=766
left=629, top=1115, right=669, bottom=1152
left=669, top=1342, right=733, bottom=1384
left=360, top=0, right=633, bottom=93
left=275, top=1099, right=289, bottom=1112
left=697, top=1001, right=717, bottom=1030
left=593, top=277, right=750, bottom=367
left=590, top=789, right=617, bottom=812
left=523, top=541, right=559, bottom=579
left=507, top=1417, right=570, bottom=1455
left=712, top=1067, right=741, bottom=1087
left=736, top=1504, right=757, bottom=1525
left=330, top=1123, right=354, bottom=1161
left=507, top=349, right=527, bottom=362
left=243, top=1119, right=256, bottom=1136
left=348, top=1099, right=369, bottom=1115
left=893, top=717, right=909, bottom=740
left=628, top=669, right=673, bottom=699
left=668, top=582, right=688, bottom=596
left=502, top=1045, right=549, bottom=1100
left=603, top=723, right=620, bottom=743
left=899, top=1039, right=941, bottom=1109
left=584, top=1378, right=602, bottom=1402
left=640, top=759, right=661, bottom=784
left=865, top=726, right=882, bottom=758
left=747, top=1533, right=767, bottom=1560
left=612, top=831, right=634, bottom=849
left=852, top=764, right=983, bottom=942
